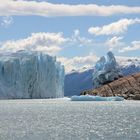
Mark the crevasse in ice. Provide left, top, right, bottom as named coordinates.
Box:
left=0, top=51, right=65, bottom=99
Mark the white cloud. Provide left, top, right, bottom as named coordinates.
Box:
left=58, top=54, right=98, bottom=73
left=74, top=29, right=80, bottom=37
left=116, top=56, right=140, bottom=68
left=105, top=36, right=124, bottom=50
left=119, top=41, right=140, bottom=52
left=0, top=30, right=96, bottom=57
left=1, top=16, right=13, bottom=27
left=0, top=32, right=66, bottom=55
left=116, top=56, right=140, bottom=61
left=58, top=54, right=140, bottom=73
left=0, top=1, right=140, bottom=17
left=67, top=30, right=95, bottom=47
left=88, top=18, right=140, bottom=36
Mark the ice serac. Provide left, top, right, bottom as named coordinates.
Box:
left=0, top=51, right=65, bottom=99
left=93, top=51, right=122, bottom=88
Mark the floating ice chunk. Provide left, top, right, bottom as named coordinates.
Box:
left=71, top=95, right=124, bottom=101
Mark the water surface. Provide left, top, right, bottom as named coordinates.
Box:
left=0, top=99, right=140, bottom=140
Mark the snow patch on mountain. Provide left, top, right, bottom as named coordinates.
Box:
left=65, top=57, right=140, bottom=96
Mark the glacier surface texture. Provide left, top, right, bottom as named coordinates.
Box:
left=93, top=51, right=122, bottom=89
left=0, top=51, right=65, bottom=99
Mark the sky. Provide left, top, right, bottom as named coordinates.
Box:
left=0, top=0, right=140, bottom=72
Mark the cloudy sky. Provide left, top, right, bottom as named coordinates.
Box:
left=0, top=0, right=140, bottom=72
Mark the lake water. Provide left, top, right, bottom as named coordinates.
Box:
left=0, top=99, right=140, bottom=140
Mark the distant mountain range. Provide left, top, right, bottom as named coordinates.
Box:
left=64, top=58, right=140, bottom=96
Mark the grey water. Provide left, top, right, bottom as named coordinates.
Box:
left=0, top=99, right=140, bottom=140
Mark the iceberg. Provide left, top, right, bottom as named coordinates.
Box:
left=0, top=51, right=65, bottom=99
left=93, top=51, right=122, bottom=89
left=71, top=95, right=124, bottom=101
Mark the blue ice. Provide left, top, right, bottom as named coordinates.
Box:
left=71, top=95, right=124, bottom=101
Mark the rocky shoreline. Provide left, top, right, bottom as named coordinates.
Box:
left=81, top=72, right=140, bottom=100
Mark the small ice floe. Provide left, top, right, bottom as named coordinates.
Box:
left=71, top=95, right=124, bottom=101
left=57, top=97, right=71, bottom=100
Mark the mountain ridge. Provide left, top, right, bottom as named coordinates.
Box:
left=81, top=72, right=140, bottom=100
left=64, top=58, right=140, bottom=96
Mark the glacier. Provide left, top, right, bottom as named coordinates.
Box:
left=0, top=51, right=65, bottom=99
left=65, top=56, right=140, bottom=96
left=92, top=51, right=122, bottom=89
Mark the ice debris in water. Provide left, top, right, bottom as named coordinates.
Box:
left=71, top=95, right=124, bottom=101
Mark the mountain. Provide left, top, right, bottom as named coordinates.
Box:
left=119, top=59, right=140, bottom=76
left=64, top=59, right=140, bottom=96
left=81, top=72, right=140, bottom=100
left=64, top=68, right=94, bottom=97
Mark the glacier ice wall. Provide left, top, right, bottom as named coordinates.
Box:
left=0, top=51, right=65, bottom=99
left=93, top=51, right=122, bottom=89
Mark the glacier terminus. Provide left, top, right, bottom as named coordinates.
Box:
left=0, top=51, right=65, bottom=99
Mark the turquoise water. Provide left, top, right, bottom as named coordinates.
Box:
left=0, top=99, right=140, bottom=140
